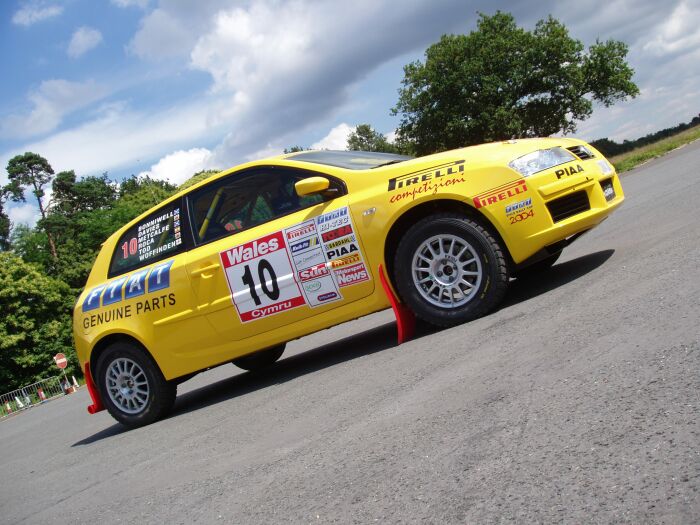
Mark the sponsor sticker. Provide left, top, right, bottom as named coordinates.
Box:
left=298, top=263, right=330, bottom=282
left=330, top=252, right=361, bottom=268
left=554, top=164, right=584, bottom=179
left=505, top=197, right=534, bottom=224
left=322, top=224, right=353, bottom=243
left=334, top=263, right=370, bottom=287
left=286, top=221, right=316, bottom=241
left=304, top=280, right=322, bottom=292
left=325, top=235, right=356, bottom=250
left=473, top=180, right=527, bottom=208
left=387, top=160, right=465, bottom=191
left=317, top=292, right=338, bottom=302
left=221, top=231, right=306, bottom=322
left=290, top=236, right=319, bottom=254
left=293, top=247, right=326, bottom=270
left=505, top=197, right=532, bottom=215
left=318, top=207, right=348, bottom=224
left=326, top=242, right=358, bottom=260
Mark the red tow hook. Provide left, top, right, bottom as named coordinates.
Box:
left=84, top=362, right=105, bottom=414
left=378, top=264, right=416, bottom=344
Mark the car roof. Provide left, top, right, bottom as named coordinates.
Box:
left=284, top=150, right=413, bottom=170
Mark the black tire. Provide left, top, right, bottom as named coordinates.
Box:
left=95, top=341, right=176, bottom=428
left=394, top=213, right=509, bottom=327
left=232, top=344, right=285, bottom=371
left=515, top=251, right=561, bottom=278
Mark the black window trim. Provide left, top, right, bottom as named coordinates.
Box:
left=185, top=165, right=347, bottom=249
left=107, top=196, right=193, bottom=279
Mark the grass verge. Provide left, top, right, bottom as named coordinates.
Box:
left=610, top=124, right=700, bottom=173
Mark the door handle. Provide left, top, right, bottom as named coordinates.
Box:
left=191, top=263, right=220, bottom=278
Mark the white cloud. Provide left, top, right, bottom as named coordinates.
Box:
left=311, top=123, right=353, bottom=150
left=138, top=148, right=215, bottom=185
left=643, top=1, right=700, bottom=56
left=0, top=98, right=231, bottom=185
left=68, top=27, right=103, bottom=58
left=128, top=2, right=231, bottom=60
left=111, top=0, right=150, bottom=7
left=7, top=203, right=40, bottom=228
left=0, top=79, right=109, bottom=140
left=12, top=4, right=63, bottom=27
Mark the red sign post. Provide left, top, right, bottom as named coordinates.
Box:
left=53, top=353, right=70, bottom=393
left=53, top=353, right=68, bottom=369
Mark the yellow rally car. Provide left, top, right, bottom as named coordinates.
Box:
left=74, top=138, right=623, bottom=427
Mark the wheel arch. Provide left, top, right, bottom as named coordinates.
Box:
left=383, top=198, right=512, bottom=287
left=89, top=333, right=160, bottom=380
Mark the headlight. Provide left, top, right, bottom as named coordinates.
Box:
left=508, top=147, right=577, bottom=177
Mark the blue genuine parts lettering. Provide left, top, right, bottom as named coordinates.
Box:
left=148, top=260, right=173, bottom=292
left=82, top=285, right=107, bottom=312
left=102, top=277, right=128, bottom=306
left=81, top=260, right=174, bottom=313
left=124, top=269, right=149, bottom=299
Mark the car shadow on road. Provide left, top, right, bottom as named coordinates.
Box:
left=73, top=320, right=439, bottom=443
left=72, top=249, right=612, bottom=443
left=503, top=249, right=615, bottom=308
left=169, top=320, right=438, bottom=416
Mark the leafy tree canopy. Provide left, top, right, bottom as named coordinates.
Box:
left=346, top=124, right=403, bottom=154
left=179, top=169, right=220, bottom=191
left=0, top=252, right=77, bottom=388
left=392, top=11, right=639, bottom=155
left=283, top=146, right=308, bottom=154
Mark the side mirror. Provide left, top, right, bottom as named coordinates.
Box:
left=295, top=176, right=330, bottom=197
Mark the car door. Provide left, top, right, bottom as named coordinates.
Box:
left=184, top=166, right=374, bottom=343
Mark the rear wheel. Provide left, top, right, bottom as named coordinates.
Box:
left=233, top=344, right=285, bottom=371
left=96, top=342, right=176, bottom=428
left=394, top=213, right=509, bottom=327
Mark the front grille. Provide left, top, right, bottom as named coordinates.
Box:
left=546, top=191, right=590, bottom=223
left=567, top=145, right=595, bottom=160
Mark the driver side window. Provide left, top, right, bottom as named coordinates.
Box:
left=187, top=169, right=340, bottom=245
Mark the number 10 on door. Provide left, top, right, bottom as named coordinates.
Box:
left=220, top=231, right=306, bottom=322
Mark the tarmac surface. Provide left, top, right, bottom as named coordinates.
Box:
left=1, top=142, right=699, bottom=524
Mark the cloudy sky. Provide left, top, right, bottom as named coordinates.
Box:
left=1, top=0, right=699, bottom=225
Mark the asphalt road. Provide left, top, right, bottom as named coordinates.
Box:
left=2, top=143, right=699, bottom=524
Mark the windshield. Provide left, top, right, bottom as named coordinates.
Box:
left=287, top=150, right=413, bottom=170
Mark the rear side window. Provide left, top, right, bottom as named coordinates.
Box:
left=109, top=201, right=186, bottom=277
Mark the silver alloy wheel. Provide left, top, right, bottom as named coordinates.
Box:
left=411, top=234, right=483, bottom=308
left=106, top=357, right=150, bottom=414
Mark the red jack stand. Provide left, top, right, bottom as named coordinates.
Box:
left=378, top=264, right=416, bottom=344
left=84, top=363, right=105, bottom=414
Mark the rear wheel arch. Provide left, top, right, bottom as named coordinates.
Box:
left=383, top=199, right=512, bottom=288
left=89, top=333, right=159, bottom=381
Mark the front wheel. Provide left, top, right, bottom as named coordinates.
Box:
left=96, top=342, right=176, bottom=428
left=394, top=213, right=509, bottom=327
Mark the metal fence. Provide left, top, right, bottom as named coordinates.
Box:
left=0, top=376, right=69, bottom=419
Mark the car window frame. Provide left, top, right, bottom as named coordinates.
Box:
left=107, top=196, right=193, bottom=279
left=185, top=165, right=347, bottom=249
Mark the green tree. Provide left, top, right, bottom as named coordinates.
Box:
left=5, top=152, right=59, bottom=259
left=392, top=12, right=639, bottom=155
left=179, top=169, right=219, bottom=191
left=0, top=252, right=76, bottom=389
left=346, top=124, right=402, bottom=153
left=283, top=146, right=308, bottom=154
left=0, top=190, right=11, bottom=251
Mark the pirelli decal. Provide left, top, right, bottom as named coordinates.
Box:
left=473, top=180, right=528, bottom=208
left=387, top=160, right=465, bottom=191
